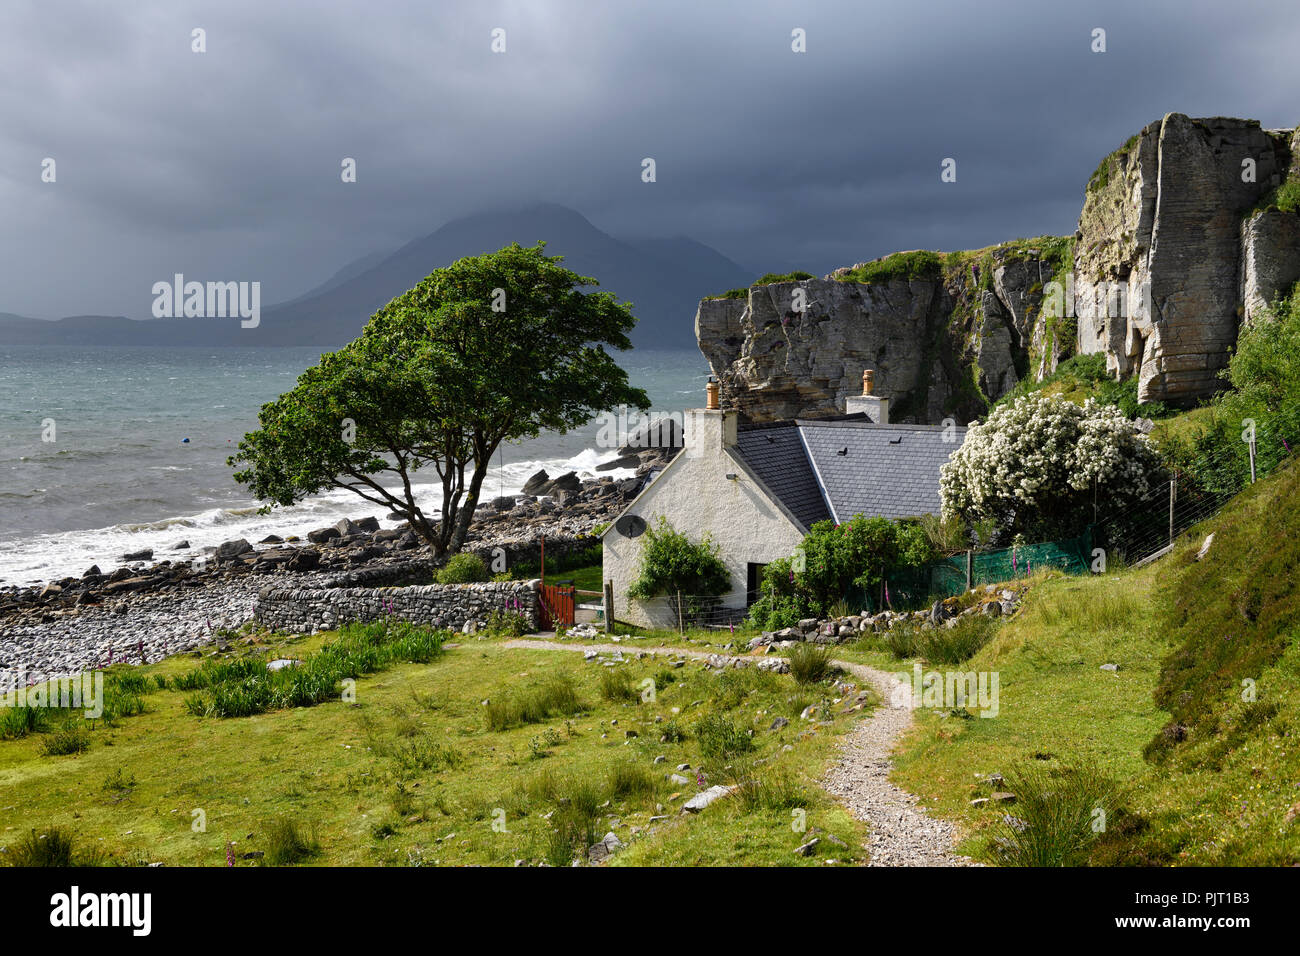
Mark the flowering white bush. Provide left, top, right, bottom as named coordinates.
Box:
left=940, top=393, right=1164, bottom=540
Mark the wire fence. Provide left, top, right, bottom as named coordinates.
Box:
left=1097, top=400, right=1300, bottom=566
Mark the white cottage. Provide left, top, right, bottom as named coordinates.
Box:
left=601, top=372, right=966, bottom=627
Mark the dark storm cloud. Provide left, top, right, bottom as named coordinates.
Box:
left=2, top=0, right=1298, bottom=318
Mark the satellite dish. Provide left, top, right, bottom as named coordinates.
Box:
left=615, top=514, right=647, bottom=538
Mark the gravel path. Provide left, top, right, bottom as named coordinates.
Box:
left=500, top=636, right=977, bottom=866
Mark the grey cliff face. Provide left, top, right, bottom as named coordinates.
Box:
left=699, top=113, right=1300, bottom=422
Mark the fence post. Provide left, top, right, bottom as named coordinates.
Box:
left=1249, top=436, right=1257, bottom=483
left=603, top=581, right=614, bottom=635
left=965, top=549, right=973, bottom=590
left=676, top=591, right=684, bottom=634
left=1168, top=477, right=1175, bottom=547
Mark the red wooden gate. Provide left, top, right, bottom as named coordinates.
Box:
left=539, top=583, right=576, bottom=630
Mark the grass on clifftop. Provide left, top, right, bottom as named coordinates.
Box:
left=889, top=457, right=1300, bottom=865
left=0, top=631, right=868, bottom=867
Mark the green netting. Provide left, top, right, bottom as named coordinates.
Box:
left=848, top=527, right=1094, bottom=613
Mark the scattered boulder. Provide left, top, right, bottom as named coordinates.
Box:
left=82, top=565, right=101, bottom=578
left=215, top=539, right=253, bottom=562
left=307, top=527, right=340, bottom=544
left=354, top=516, right=381, bottom=533
left=682, top=785, right=736, bottom=813
left=122, top=549, right=154, bottom=562
left=521, top=469, right=550, bottom=495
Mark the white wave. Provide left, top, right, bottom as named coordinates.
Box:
left=0, top=446, right=636, bottom=585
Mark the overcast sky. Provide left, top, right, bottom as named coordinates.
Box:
left=2, top=0, right=1299, bottom=319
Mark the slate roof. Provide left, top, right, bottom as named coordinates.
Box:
left=733, top=421, right=833, bottom=530
left=732, top=417, right=966, bottom=530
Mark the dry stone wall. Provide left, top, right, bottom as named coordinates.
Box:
left=255, top=579, right=540, bottom=634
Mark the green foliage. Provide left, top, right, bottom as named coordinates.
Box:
left=230, top=241, right=650, bottom=558
left=1227, top=282, right=1300, bottom=416
left=747, top=516, right=938, bottom=628
left=0, top=706, right=48, bottom=740
left=999, top=353, right=1170, bottom=420
left=836, top=250, right=943, bottom=285
left=38, top=721, right=90, bottom=757
left=482, top=609, right=530, bottom=637
left=436, top=552, right=488, bottom=584
left=606, top=760, right=657, bottom=798
left=753, top=270, right=815, bottom=285
left=627, top=518, right=730, bottom=624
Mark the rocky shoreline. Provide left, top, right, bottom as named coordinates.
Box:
left=0, top=448, right=672, bottom=687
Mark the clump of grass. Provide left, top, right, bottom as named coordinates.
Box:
left=0, top=827, right=110, bottom=867
left=387, top=736, right=463, bottom=775
left=988, top=761, right=1120, bottom=867
left=0, top=706, right=49, bottom=740
left=730, top=762, right=807, bottom=811
left=789, top=643, right=835, bottom=685
left=39, top=721, right=90, bottom=757
left=660, top=719, right=685, bottom=743
left=484, top=676, right=584, bottom=732
left=179, top=620, right=448, bottom=719
left=598, top=667, right=637, bottom=702
left=918, top=615, right=998, bottom=665
left=693, top=713, right=754, bottom=759
left=262, top=818, right=321, bottom=866
left=607, top=760, right=656, bottom=798
left=884, top=624, right=920, bottom=659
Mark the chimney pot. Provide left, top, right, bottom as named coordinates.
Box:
left=863, top=369, right=875, bottom=396
left=705, top=377, right=720, bottom=410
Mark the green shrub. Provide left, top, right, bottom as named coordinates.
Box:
left=483, top=609, right=529, bottom=638
left=627, top=517, right=730, bottom=626
left=436, top=552, right=489, bottom=584
left=39, top=721, right=90, bottom=757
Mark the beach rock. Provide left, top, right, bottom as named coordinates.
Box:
left=82, top=565, right=101, bottom=578
left=215, top=539, right=254, bottom=562
left=123, top=549, right=154, bottom=562
left=521, top=469, right=550, bottom=495
left=542, top=472, right=581, bottom=496
left=307, top=527, right=341, bottom=544
left=171, top=540, right=190, bottom=550
left=260, top=534, right=283, bottom=544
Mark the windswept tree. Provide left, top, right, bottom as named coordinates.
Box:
left=230, top=242, right=650, bottom=557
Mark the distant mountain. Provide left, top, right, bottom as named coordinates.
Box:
left=2, top=204, right=750, bottom=350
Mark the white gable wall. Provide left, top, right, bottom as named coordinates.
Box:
left=602, top=409, right=805, bottom=629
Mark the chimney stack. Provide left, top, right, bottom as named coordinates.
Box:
left=845, top=369, right=889, bottom=424
left=705, top=376, right=720, bottom=410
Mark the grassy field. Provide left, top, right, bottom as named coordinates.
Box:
left=884, top=458, right=1300, bottom=865
left=0, top=626, right=869, bottom=867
